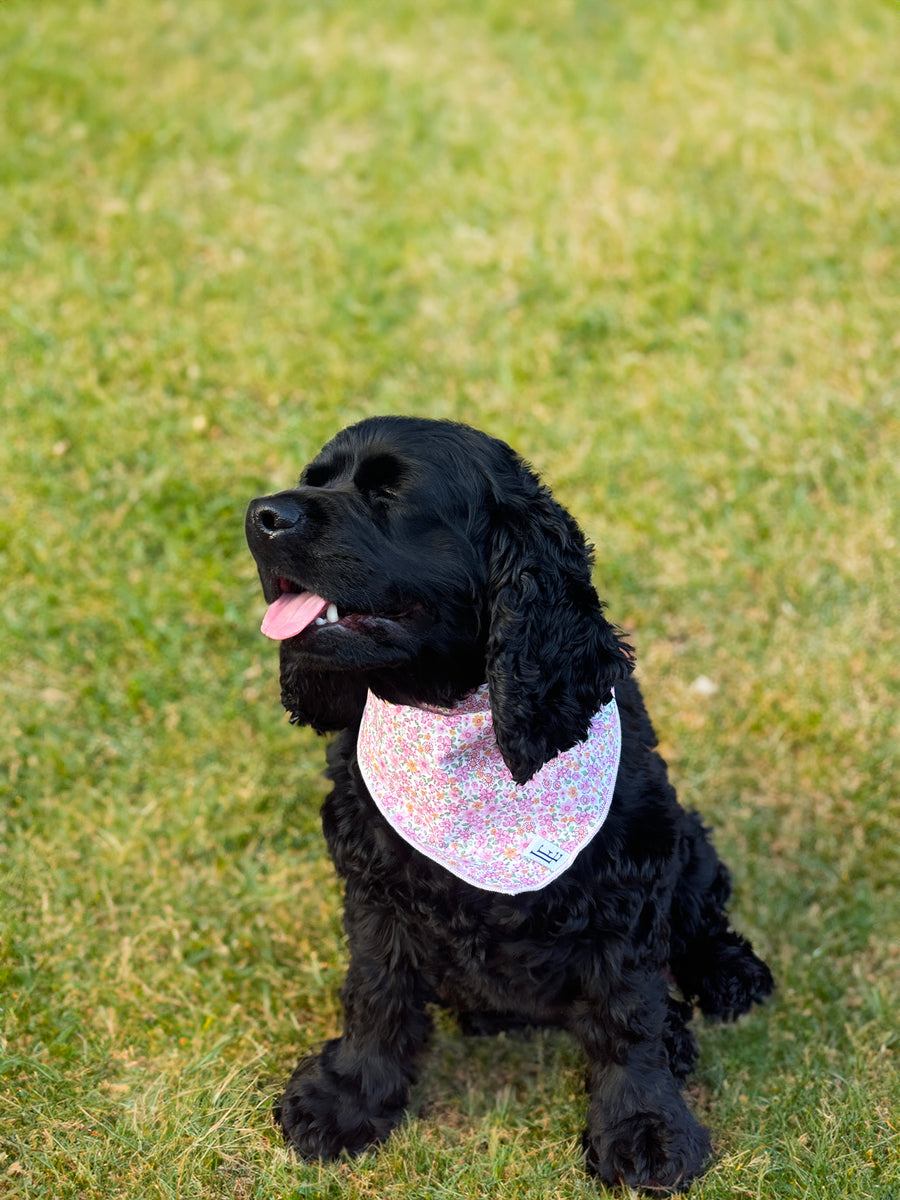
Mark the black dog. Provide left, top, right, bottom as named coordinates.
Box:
left=245, top=416, right=772, bottom=1193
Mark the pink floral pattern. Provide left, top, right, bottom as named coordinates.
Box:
left=357, top=685, right=621, bottom=894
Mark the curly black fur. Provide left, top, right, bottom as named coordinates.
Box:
left=245, top=416, right=773, bottom=1194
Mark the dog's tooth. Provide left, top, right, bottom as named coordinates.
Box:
left=326, top=603, right=339, bottom=624
left=315, top=616, right=327, bottom=626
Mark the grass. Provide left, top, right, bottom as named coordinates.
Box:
left=1, top=0, right=898, bottom=1195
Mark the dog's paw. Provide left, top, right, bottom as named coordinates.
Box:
left=694, top=938, right=774, bottom=1022
left=585, top=1104, right=712, bottom=1194
left=275, top=1048, right=405, bottom=1160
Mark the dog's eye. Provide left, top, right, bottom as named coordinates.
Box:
left=353, top=454, right=404, bottom=501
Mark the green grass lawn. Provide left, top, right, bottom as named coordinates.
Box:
left=1, top=0, right=898, bottom=1195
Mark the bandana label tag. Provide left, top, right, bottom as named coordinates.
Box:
left=524, top=838, right=567, bottom=869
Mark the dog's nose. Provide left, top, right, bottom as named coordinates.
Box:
left=246, top=493, right=305, bottom=540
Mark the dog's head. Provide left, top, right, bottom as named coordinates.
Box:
left=246, top=416, right=632, bottom=784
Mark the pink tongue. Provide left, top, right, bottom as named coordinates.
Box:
left=261, top=591, right=329, bottom=640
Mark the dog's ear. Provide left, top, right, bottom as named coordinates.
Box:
left=485, top=479, right=633, bottom=786
left=279, top=648, right=367, bottom=733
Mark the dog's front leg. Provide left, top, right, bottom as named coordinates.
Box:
left=276, top=924, right=431, bottom=1160
left=573, top=965, right=712, bottom=1194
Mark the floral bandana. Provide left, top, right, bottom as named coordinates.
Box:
left=356, top=685, right=621, bottom=895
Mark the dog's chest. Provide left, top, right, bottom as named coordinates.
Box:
left=323, top=769, right=598, bottom=1010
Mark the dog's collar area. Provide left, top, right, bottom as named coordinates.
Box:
left=357, top=686, right=621, bottom=895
